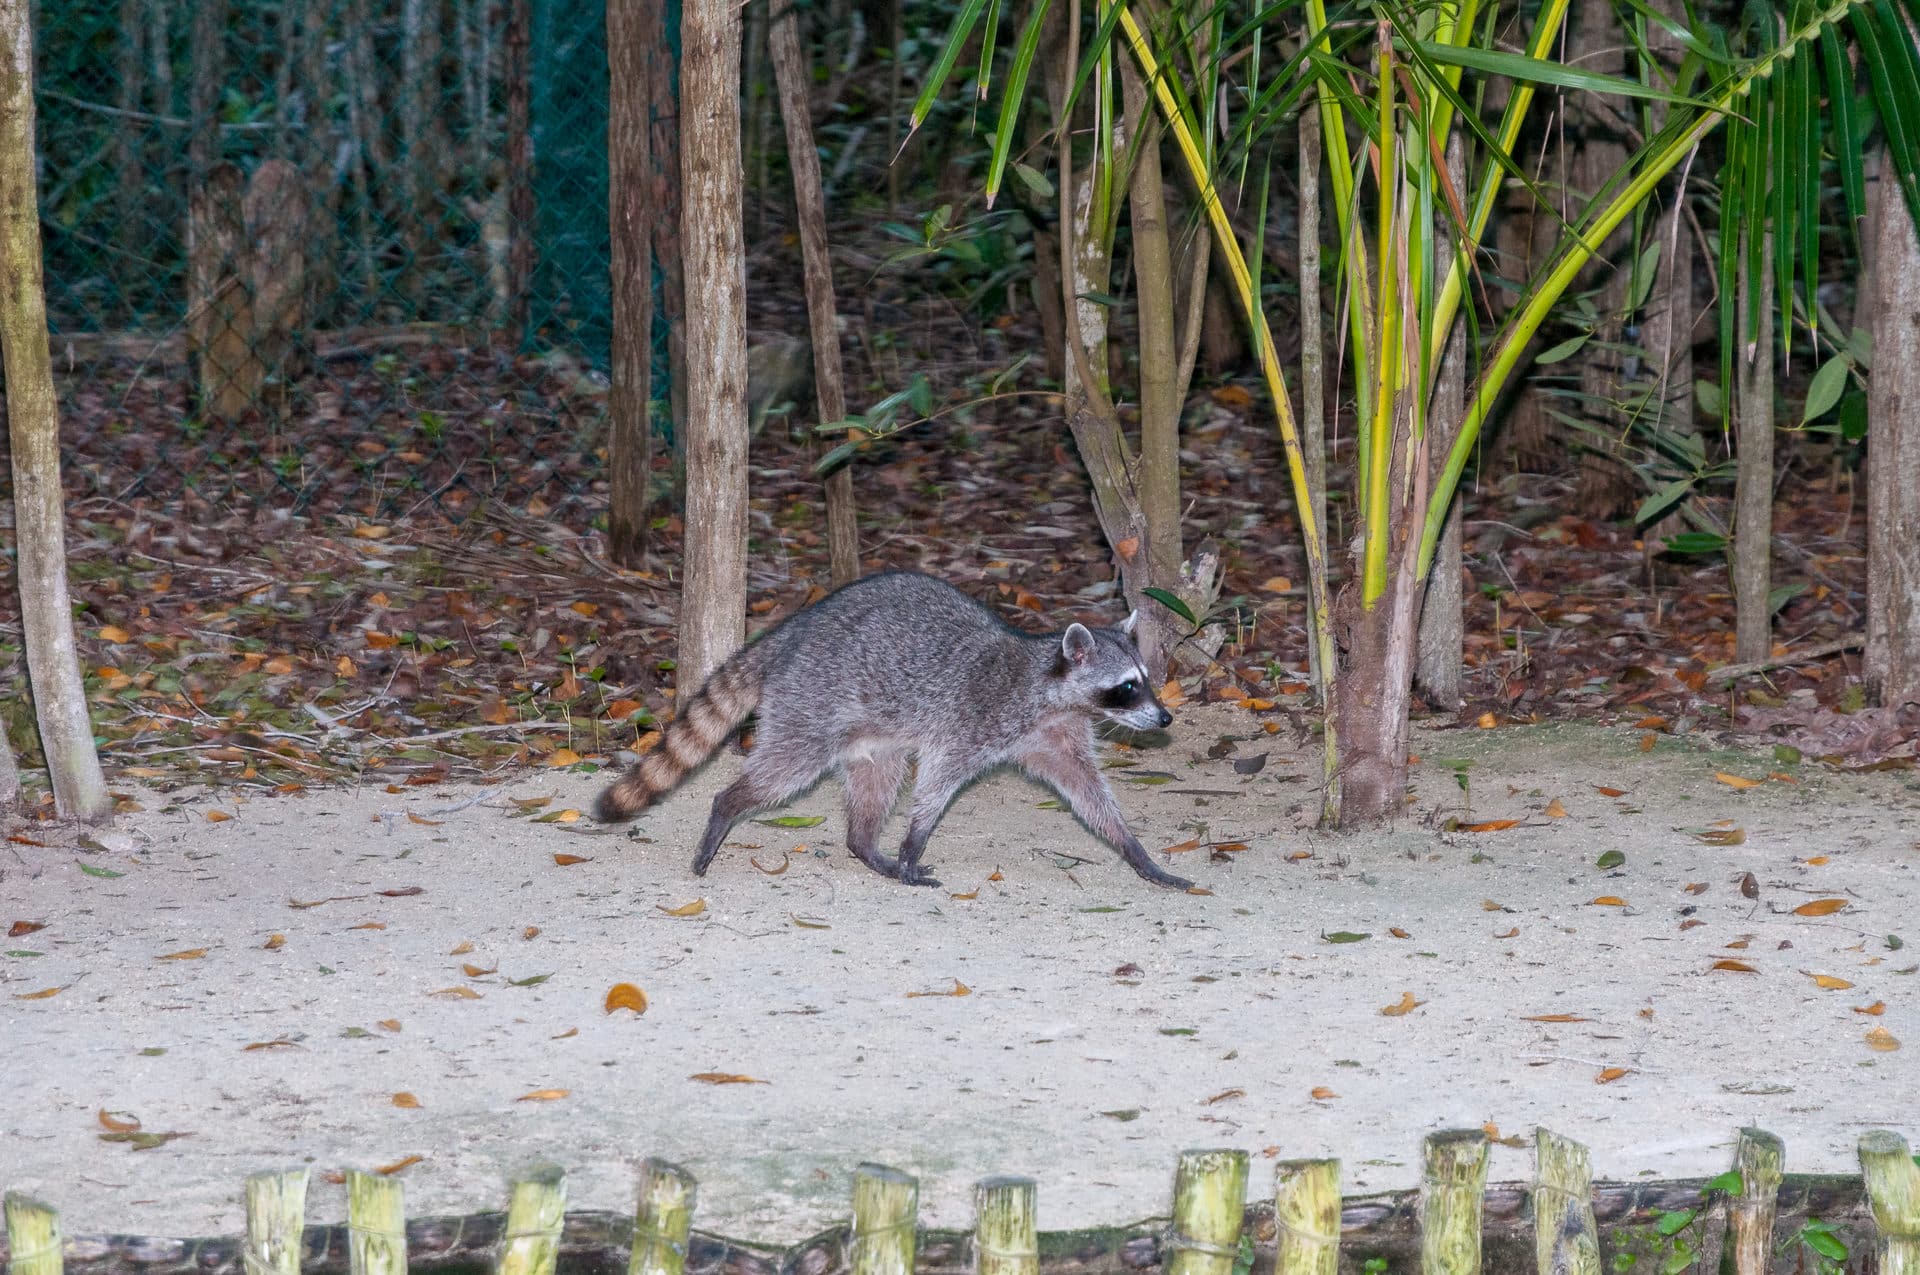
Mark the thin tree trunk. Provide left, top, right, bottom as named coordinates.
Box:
left=298, top=0, right=337, bottom=331
left=647, top=3, right=687, bottom=503
left=0, top=716, right=19, bottom=817
left=770, top=0, right=859, bottom=586
left=1416, top=137, right=1467, bottom=709
left=187, top=0, right=225, bottom=182
left=0, top=0, right=112, bottom=821
left=678, top=0, right=750, bottom=684
left=113, top=0, right=146, bottom=273
left=1640, top=0, right=1697, bottom=565
left=503, top=0, right=534, bottom=342
left=743, top=0, right=770, bottom=236
left=1864, top=150, right=1920, bottom=706
left=400, top=0, right=443, bottom=308
left=607, top=0, right=655, bottom=568
left=1733, top=231, right=1775, bottom=664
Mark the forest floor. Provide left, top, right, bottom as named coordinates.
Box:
left=4, top=707, right=1918, bottom=1242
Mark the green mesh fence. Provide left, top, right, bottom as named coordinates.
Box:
left=24, top=0, right=675, bottom=524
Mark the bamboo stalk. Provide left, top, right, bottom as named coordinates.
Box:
left=1728, top=1129, right=1783, bottom=1275
left=346, top=1170, right=407, bottom=1275
left=851, top=1164, right=919, bottom=1275
left=1859, top=1130, right=1920, bottom=1275
left=1420, top=1130, right=1489, bottom=1275
left=629, top=1159, right=697, bottom=1275
left=1273, top=1160, right=1341, bottom=1275
left=245, top=1170, right=311, bottom=1275
left=973, top=1176, right=1038, bottom=1275
left=1531, top=1132, right=1598, bottom=1275
left=3, top=1194, right=62, bottom=1275
left=1166, top=1149, right=1250, bottom=1275
left=496, top=1166, right=568, bottom=1275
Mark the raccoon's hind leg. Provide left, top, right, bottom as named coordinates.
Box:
left=841, top=748, right=909, bottom=880
left=889, top=753, right=977, bottom=888
left=691, top=749, right=831, bottom=876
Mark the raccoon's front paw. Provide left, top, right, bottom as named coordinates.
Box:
left=897, top=864, right=942, bottom=888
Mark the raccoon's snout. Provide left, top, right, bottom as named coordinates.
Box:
left=1154, top=707, right=1172, bottom=728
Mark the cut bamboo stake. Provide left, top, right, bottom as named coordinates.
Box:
left=973, top=1176, right=1038, bottom=1275
left=1166, top=1149, right=1250, bottom=1275
left=1531, top=1131, right=1598, bottom=1275
left=1727, top=1129, right=1783, bottom=1275
left=3, top=1194, right=62, bottom=1275
left=245, top=1169, right=310, bottom=1275
left=851, top=1164, right=919, bottom=1275
left=346, top=1170, right=407, bottom=1275
left=496, top=1166, right=568, bottom=1275
left=629, top=1159, right=698, bottom=1275
left=1859, top=1130, right=1920, bottom=1275
left=1273, top=1159, right=1341, bottom=1275
left=1419, top=1130, right=1489, bottom=1275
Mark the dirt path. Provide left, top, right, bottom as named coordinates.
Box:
left=4, top=710, right=1916, bottom=1242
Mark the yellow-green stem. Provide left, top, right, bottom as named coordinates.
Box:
left=1362, top=27, right=1397, bottom=608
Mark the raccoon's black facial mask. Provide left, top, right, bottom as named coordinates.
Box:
left=1100, top=678, right=1146, bottom=712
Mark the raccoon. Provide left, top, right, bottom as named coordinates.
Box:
left=595, top=571, right=1194, bottom=890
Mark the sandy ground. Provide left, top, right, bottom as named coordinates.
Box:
left=4, top=709, right=1917, bottom=1243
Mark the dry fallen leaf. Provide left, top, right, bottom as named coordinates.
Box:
left=1684, top=882, right=1709, bottom=895
left=1806, top=973, right=1855, bottom=990
left=1379, top=991, right=1425, bottom=1017
left=1855, top=1001, right=1887, bottom=1016
left=1389, top=927, right=1411, bottom=939
left=1714, top=772, right=1765, bottom=790
left=263, top=933, right=286, bottom=951
left=1476, top=712, right=1498, bottom=729
left=658, top=899, right=707, bottom=918
left=949, top=889, right=979, bottom=900
left=545, top=748, right=583, bottom=768
left=1543, top=797, right=1568, bottom=818
left=516, top=1089, right=570, bottom=1102
left=751, top=852, right=791, bottom=875
left=1591, top=896, right=1628, bottom=908
left=1521, top=1014, right=1593, bottom=1023
left=1205, top=1088, right=1246, bottom=1104
left=604, top=983, right=648, bottom=1015
left=449, top=940, right=474, bottom=955
left=157, top=947, right=208, bottom=961
left=1595, top=1067, right=1631, bottom=1084
left=9, top=920, right=47, bottom=937
left=97, top=1109, right=141, bottom=1133
left=1694, top=828, right=1746, bottom=846
left=1464, top=819, right=1521, bottom=832
left=375, top=1155, right=423, bottom=1176
left=1495, top=926, right=1520, bottom=939
left=1803, top=855, right=1830, bottom=865
left=1710, top=959, right=1759, bottom=974
left=429, top=986, right=482, bottom=999
left=1792, top=898, right=1850, bottom=917
left=460, top=962, right=496, bottom=978
left=242, top=1038, right=299, bottom=1051
left=391, top=1092, right=421, bottom=1109
left=1310, top=1086, right=1338, bottom=1100
left=378, top=1019, right=401, bottom=1032
left=1160, top=837, right=1203, bottom=854
left=553, top=853, right=591, bottom=866
left=406, top=812, right=442, bottom=827
left=689, top=1072, right=768, bottom=1085
left=1865, top=1027, right=1901, bottom=1052
left=1595, top=785, right=1628, bottom=797
left=205, top=810, right=233, bottom=823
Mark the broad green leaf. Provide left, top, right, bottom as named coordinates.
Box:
left=1703, top=1170, right=1744, bottom=1195
left=1596, top=850, right=1626, bottom=870
left=1010, top=162, right=1053, bottom=201
left=1801, top=357, right=1851, bottom=424
left=1695, top=379, right=1725, bottom=420
left=1634, top=477, right=1694, bottom=527
left=1142, top=587, right=1197, bottom=626
left=1664, top=531, right=1728, bottom=555
left=1628, top=239, right=1662, bottom=316
left=1824, top=29, right=1866, bottom=240
left=1535, top=333, right=1591, bottom=364
left=1414, top=41, right=1710, bottom=105
left=1655, top=1209, right=1696, bottom=1237
left=1841, top=390, right=1869, bottom=442
left=908, top=0, right=989, bottom=135
left=1322, top=931, right=1371, bottom=943
left=982, top=0, right=1052, bottom=209
left=1767, top=583, right=1807, bottom=615
left=755, top=815, right=827, bottom=828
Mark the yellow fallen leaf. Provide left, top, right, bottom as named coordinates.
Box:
left=460, top=963, right=496, bottom=977
left=1544, top=797, right=1568, bottom=818
left=1803, top=855, right=1830, bottom=865
left=570, top=600, right=600, bottom=617
left=407, top=812, right=442, bottom=826
left=1711, top=959, right=1759, bottom=973
left=604, top=983, right=648, bottom=1015
left=97, top=1109, right=141, bottom=1132
left=336, top=655, right=357, bottom=677
left=391, top=1092, right=421, bottom=1109
left=1806, top=973, right=1855, bottom=990
left=205, top=810, right=233, bottom=823
left=449, top=940, right=474, bottom=955
left=1482, top=900, right=1509, bottom=911
left=1865, top=1027, right=1901, bottom=1052
left=1379, top=991, right=1424, bottom=1017
left=1259, top=576, right=1292, bottom=593
left=1310, top=1086, right=1338, bottom=1100
left=1465, top=819, right=1521, bottom=832
left=1160, top=837, right=1203, bottom=854
left=1521, top=1014, right=1592, bottom=1023
left=516, top=1089, right=570, bottom=1102
left=1495, top=926, right=1520, bottom=938
left=1476, top=712, right=1498, bottom=729
left=1792, top=898, right=1849, bottom=917
left=243, top=1038, right=299, bottom=1050
left=1389, top=927, right=1411, bottom=939
left=950, top=890, right=979, bottom=900
left=157, top=947, right=209, bottom=960
left=1591, top=896, right=1628, bottom=907
left=1855, top=1001, right=1887, bottom=1016
left=375, top=1155, right=422, bottom=1176
left=1595, top=1067, right=1631, bottom=1084
left=658, top=899, right=707, bottom=918
left=352, top=524, right=391, bottom=539
left=545, top=748, right=583, bottom=767
left=553, top=853, right=591, bottom=866
left=1714, top=772, right=1765, bottom=790
left=263, top=933, right=286, bottom=951
left=689, top=1072, right=768, bottom=1085
left=1595, top=785, right=1628, bottom=797
left=430, top=985, right=482, bottom=999
left=378, top=1019, right=401, bottom=1031
left=99, top=625, right=132, bottom=643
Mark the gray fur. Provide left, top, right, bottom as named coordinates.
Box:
left=597, top=571, right=1192, bottom=890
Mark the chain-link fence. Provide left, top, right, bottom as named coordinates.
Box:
left=25, top=0, right=675, bottom=524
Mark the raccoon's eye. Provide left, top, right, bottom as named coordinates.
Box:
left=1118, top=679, right=1137, bottom=697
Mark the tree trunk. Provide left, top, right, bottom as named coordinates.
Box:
left=1299, top=100, right=1326, bottom=691
left=0, top=715, right=19, bottom=818
left=1864, top=150, right=1920, bottom=706
left=297, top=0, right=338, bottom=331
left=187, top=0, right=225, bottom=183
left=0, top=0, right=112, bottom=821
left=1567, top=0, right=1636, bottom=516
left=504, top=0, right=535, bottom=343
left=677, top=0, right=750, bottom=685
left=187, top=164, right=252, bottom=419
left=113, top=0, right=146, bottom=279
left=1639, top=0, right=1697, bottom=563
left=1732, top=231, right=1775, bottom=664
left=647, top=1, right=688, bottom=504
left=1415, top=138, right=1467, bottom=710
left=770, top=0, right=860, bottom=587
left=400, top=0, right=444, bottom=309
left=1336, top=550, right=1421, bottom=824
left=607, top=0, right=655, bottom=567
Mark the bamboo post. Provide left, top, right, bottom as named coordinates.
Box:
left=3, top=1194, right=62, bottom=1275
left=244, top=1169, right=310, bottom=1275
left=851, top=1164, right=919, bottom=1275
left=1859, top=1130, right=1920, bottom=1275
left=346, top=1170, right=407, bottom=1275
left=496, top=1166, right=568, bottom=1275
left=1419, top=1130, right=1489, bottom=1275
left=1166, top=1149, right=1250, bottom=1275
left=973, top=1176, right=1038, bottom=1275
left=1531, top=1131, right=1598, bottom=1275
left=629, top=1159, right=697, bottom=1275
left=1727, top=1129, right=1783, bottom=1275
left=1273, top=1160, right=1341, bottom=1275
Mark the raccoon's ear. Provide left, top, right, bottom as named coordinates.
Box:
left=1062, top=623, right=1097, bottom=666
left=1119, top=609, right=1141, bottom=638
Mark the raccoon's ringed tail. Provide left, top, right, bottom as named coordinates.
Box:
left=593, top=651, right=763, bottom=822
